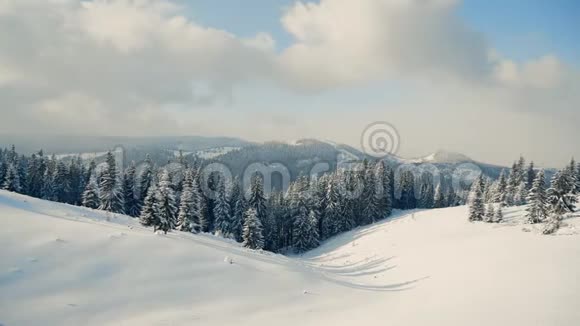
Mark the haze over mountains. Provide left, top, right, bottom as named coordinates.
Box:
left=0, top=135, right=529, bottom=190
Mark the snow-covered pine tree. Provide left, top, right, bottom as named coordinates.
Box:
left=2, top=161, right=21, bottom=192
left=544, top=169, right=577, bottom=234
left=242, top=207, right=264, bottom=250
left=139, top=154, right=154, bottom=207
left=484, top=203, right=495, bottom=223
left=526, top=162, right=536, bottom=190
left=505, top=162, right=519, bottom=206
left=68, top=157, right=85, bottom=205
left=468, top=176, right=485, bottom=222
left=526, top=169, right=548, bottom=224
left=0, top=150, right=5, bottom=185
left=82, top=175, right=100, bottom=209
left=513, top=182, right=528, bottom=206
left=229, top=177, right=245, bottom=241
left=564, top=158, right=577, bottom=194
left=268, top=191, right=288, bottom=250
left=248, top=173, right=268, bottom=224
left=308, top=209, right=320, bottom=247
left=341, top=171, right=359, bottom=232
left=322, top=173, right=341, bottom=239
left=25, top=153, right=40, bottom=197
left=548, top=169, right=577, bottom=214
left=418, top=173, right=434, bottom=209
left=291, top=195, right=309, bottom=253
left=98, top=151, right=123, bottom=213
left=154, top=169, right=178, bottom=234
left=139, top=183, right=158, bottom=227
left=494, top=204, right=503, bottom=223
left=41, top=159, right=57, bottom=201
left=292, top=197, right=319, bottom=253
left=398, top=170, right=417, bottom=209
left=516, top=156, right=526, bottom=185
left=483, top=178, right=495, bottom=203
left=576, top=162, right=580, bottom=194
left=374, top=160, right=392, bottom=217
left=54, top=161, right=71, bottom=203
left=192, top=170, right=208, bottom=232
left=123, top=162, right=140, bottom=217
left=493, top=169, right=508, bottom=204
left=361, top=164, right=381, bottom=224
left=177, top=169, right=197, bottom=232
left=433, top=183, right=445, bottom=208
left=212, top=174, right=232, bottom=238
left=312, top=174, right=329, bottom=239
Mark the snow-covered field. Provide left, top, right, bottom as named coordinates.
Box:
left=1, top=190, right=579, bottom=325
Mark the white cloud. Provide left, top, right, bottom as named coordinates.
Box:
left=494, top=55, right=565, bottom=89
left=0, top=0, right=578, bottom=165
left=278, top=0, right=491, bottom=89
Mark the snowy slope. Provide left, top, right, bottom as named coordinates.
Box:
left=405, top=150, right=474, bottom=164
left=1, top=190, right=580, bottom=325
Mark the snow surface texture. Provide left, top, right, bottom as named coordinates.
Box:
left=1, top=190, right=579, bottom=325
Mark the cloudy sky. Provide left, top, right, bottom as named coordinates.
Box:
left=0, top=0, right=578, bottom=166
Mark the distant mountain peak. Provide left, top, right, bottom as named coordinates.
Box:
left=424, top=150, right=473, bottom=163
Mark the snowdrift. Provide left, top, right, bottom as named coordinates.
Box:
left=1, top=190, right=579, bottom=325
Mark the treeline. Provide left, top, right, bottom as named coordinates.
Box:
left=2, top=145, right=468, bottom=253
left=468, top=156, right=578, bottom=234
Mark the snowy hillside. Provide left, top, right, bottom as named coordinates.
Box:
left=406, top=150, right=474, bottom=164
left=1, top=190, right=579, bottom=325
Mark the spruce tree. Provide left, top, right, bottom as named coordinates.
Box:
left=418, top=173, right=434, bottom=209
left=308, top=209, right=320, bottom=247
left=446, top=188, right=458, bottom=207
left=564, top=158, right=578, bottom=194
left=139, top=183, right=158, bottom=227
left=139, top=154, right=154, bottom=207
left=192, top=170, right=208, bottom=232
left=242, top=208, right=264, bottom=250
left=576, top=162, right=580, bottom=194
left=494, top=204, right=503, bottom=223
left=41, top=161, right=57, bottom=201
left=505, top=163, right=519, bottom=206
left=123, top=162, right=140, bottom=217
left=322, top=174, right=341, bottom=239
left=229, top=178, right=245, bottom=241
left=98, top=151, right=123, bottom=213
left=544, top=169, right=577, bottom=234
left=154, top=169, right=178, bottom=234
left=433, top=183, right=445, bottom=208
left=484, top=204, right=495, bottom=223
left=398, top=170, right=417, bottom=209
left=361, top=165, right=381, bottom=224
left=494, top=169, right=508, bottom=204
left=468, top=176, right=485, bottom=222
left=177, top=169, right=197, bottom=232
left=82, top=176, right=100, bottom=209
left=54, top=161, right=71, bottom=203
left=2, top=162, right=21, bottom=192
left=374, top=160, right=392, bottom=217
left=547, top=170, right=577, bottom=215
left=513, top=182, right=528, bottom=206
left=213, top=175, right=232, bottom=237
left=248, top=174, right=267, bottom=225
left=526, top=170, right=548, bottom=224
left=526, top=162, right=536, bottom=190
